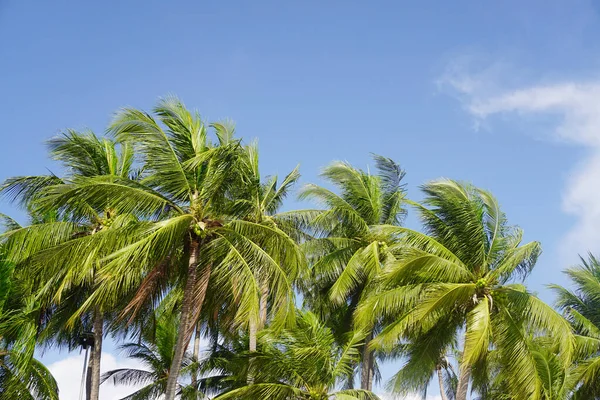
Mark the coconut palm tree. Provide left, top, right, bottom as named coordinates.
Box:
left=232, top=142, right=303, bottom=352
left=550, top=254, right=600, bottom=398
left=468, top=336, right=577, bottom=400
left=0, top=131, right=137, bottom=400
left=215, top=311, right=379, bottom=400
left=0, top=244, right=59, bottom=400
left=39, top=97, right=303, bottom=400
left=297, top=155, right=407, bottom=390
left=0, top=349, right=59, bottom=400
left=356, top=179, right=574, bottom=400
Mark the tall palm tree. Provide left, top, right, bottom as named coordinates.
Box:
left=41, top=97, right=303, bottom=400
left=232, top=142, right=303, bottom=352
left=0, top=350, right=59, bottom=400
left=215, top=311, right=379, bottom=400
left=0, top=242, right=59, bottom=400
left=298, top=155, right=407, bottom=390
left=550, top=254, right=600, bottom=398
left=469, top=337, right=575, bottom=400
left=0, top=130, right=137, bottom=400
left=356, top=179, right=574, bottom=400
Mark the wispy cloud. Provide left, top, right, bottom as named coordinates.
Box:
left=441, top=63, right=600, bottom=260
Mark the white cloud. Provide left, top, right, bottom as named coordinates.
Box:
left=48, top=352, right=147, bottom=400
left=442, top=65, right=600, bottom=260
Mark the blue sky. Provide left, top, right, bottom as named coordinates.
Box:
left=2, top=1, right=600, bottom=398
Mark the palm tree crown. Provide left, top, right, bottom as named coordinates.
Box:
left=216, top=311, right=379, bottom=400
left=357, top=179, right=574, bottom=400
left=299, top=155, right=406, bottom=390
left=551, top=254, right=600, bottom=399
left=38, top=97, right=303, bottom=400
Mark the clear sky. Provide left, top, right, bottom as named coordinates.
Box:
left=2, top=1, right=600, bottom=399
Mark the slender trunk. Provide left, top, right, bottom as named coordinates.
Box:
left=259, top=279, right=269, bottom=327
left=248, top=273, right=260, bottom=353
left=247, top=316, right=258, bottom=385
left=360, top=331, right=374, bottom=391
left=455, top=364, right=471, bottom=400
left=88, top=311, right=103, bottom=400
left=191, top=322, right=201, bottom=389
left=248, top=318, right=258, bottom=352
left=165, top=239, right=204, bottom=400
left=247, top=276, right=266, bottom=385
left=437, top=366, right=450, bottom=400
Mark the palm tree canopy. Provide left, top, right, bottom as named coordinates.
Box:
left=357, top=179, right=574, bottom=400
left=26, top=98, right=302, bottom=333
left=215, top=311, right=379, bottom=400
left=0, top=350, right=59, bottom=400
left=550, top=254, right=600, bottom=398
left=299, top=155, right=407, bottom=316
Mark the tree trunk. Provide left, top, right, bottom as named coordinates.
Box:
left=247, top=316, right=258, bottom=385
left=247, top=276, right=267, bottom=385
left=360, top=331, right=374, bottom=391
left=455, top=364, right=471, bottom=400
left=248, top=318, right=258, bottom=352
left=165, top=239, right=204, bottom=400
left=249, top=273, right=260, bottom=354
left=88, top=311, right=103, bottom=400
left=191, top=322, right=201, bottom=389
left=437, top=366, right=450, bottom=400
left=259, top=279, right=269, bottom=327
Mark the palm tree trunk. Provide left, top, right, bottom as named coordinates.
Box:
left=250, top=275, right=269, bottom=353
left=88, top=310, right=103, bottom=400
left=360, top=331, right=374, bottom=391
left=259, top=279, right=269, bottom=327
left=248, top=318, right=258, bottom=352
left=437, top=366, right=449, bottom=400
left=165, top=239, right=207, bottom=400
left=248, top=273, right=260, bottom=354
left=191, top=321, right=201, bottom=389
left=247, top=316, right=258, bottom=385
left=247, top=275, right=267, bottom=385
left=455, top=364, right=471, bottom=400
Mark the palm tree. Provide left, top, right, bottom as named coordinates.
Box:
left=356, top=179, right=574, bottom=400
left=233, top=142, right=303, bottom=352
left=0, top=243, right=59, bottom=400
left=550, top=254, right=600, bottom=398
left=437, top=355, right=457, bottom=400
left=41, top=97, right=303, bottom=400
left=0, top=350, right=59, bottom=400
left=468, top=337, right=574, bottom=400
left=297, top=155, right=407, bottom=390
left=0, top=130, right=137, bottom=400
left=101, top=310, right=195, bottom=400
left=215, top=311, right=379, bottom=400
